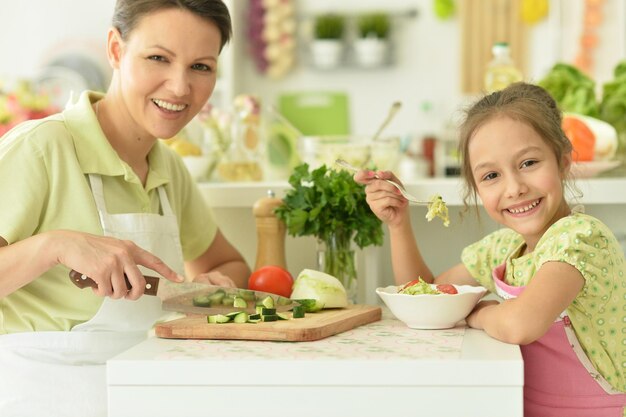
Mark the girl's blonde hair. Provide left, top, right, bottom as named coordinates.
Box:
left=458, top=82, right=574, bottom=213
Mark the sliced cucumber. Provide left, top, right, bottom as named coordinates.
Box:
left=261, top=307, right=276, bottom=315
left=276, top=296, right=292, bottom=306
left=208, top=290, right=226, bottom=304
left=237, top=289, right=256, bottom=301
left=259, top=296, right=275, bottom=309
left=276, top=312, right=289, bottom=321
left=192, top=294, right=212, bottom=307
left=292, top=305, right=305, bottom=318
left=213, top=314, right=231, bottom=324
left=261, top=315, right=278, bottom=322
left=248, top=313, right=261, bottom=321
left=294, top=299, right=324, bottom=313
left=221, top=296, right=235, bottom=306
left=233, top=312, right=249, bottom=324
left=233, top=296, right=247, bottom=308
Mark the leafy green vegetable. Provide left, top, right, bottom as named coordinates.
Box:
left=600, top=60, right=626, bottom=135
left=275, top=163, right=383, bottom=249
left=538, top=63, right=599, bottom=117
left=291, top=269, right=347, bottom=309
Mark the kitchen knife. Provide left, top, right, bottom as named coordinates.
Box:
left=68, top=270, right=298, bottom=315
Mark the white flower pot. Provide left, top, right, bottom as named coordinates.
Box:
left=311, top=40, right=344, bottom=69
left=354, top=38, right=388, bottom=68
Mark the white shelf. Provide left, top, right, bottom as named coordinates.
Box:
left=197, top=177, right=626, bottom=208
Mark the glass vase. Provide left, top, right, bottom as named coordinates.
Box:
left=316, top=229, right=357, bottom=303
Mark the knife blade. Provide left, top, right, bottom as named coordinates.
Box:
left=68, top=270, right=298, bottom=315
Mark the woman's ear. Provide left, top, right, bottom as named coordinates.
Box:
left=107, top=27, right=124, bottom=69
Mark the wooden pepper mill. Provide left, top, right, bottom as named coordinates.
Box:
left=253, top=190, right=287, bottom=271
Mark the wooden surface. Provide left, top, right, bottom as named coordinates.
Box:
left=155, top=304, right=382, bottom=342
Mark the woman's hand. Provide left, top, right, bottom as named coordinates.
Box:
left=53, top=230, right=184, bottom=300
left=353, top=170, right=409, bottom=227
left=192, top=271, right=236, bottom=288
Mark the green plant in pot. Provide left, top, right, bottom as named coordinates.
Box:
left=354, top=12, right=391, bottom=68
left=311, top=14, right=346, bottom=69
left=275, top=163, right=384, bottom=302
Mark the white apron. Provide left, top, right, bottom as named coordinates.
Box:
left=0, top=174, right=185, bottom=417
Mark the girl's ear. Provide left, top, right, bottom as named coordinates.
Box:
left=107, top=27, right=124, bottom=69
left=560, top=152, right=572, bottom=179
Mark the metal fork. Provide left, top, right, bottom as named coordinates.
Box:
left=335, top=159, right=431, bottom=206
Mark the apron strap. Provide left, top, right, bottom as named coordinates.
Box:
left=157, top=186, right=174, bottom=216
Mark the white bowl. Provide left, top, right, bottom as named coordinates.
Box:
left=298, top=135, right=401, bottom=172
left=376, top=284, right=487, bottom=329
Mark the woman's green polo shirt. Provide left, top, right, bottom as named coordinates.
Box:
left=0, top=91, right=217, bottom=333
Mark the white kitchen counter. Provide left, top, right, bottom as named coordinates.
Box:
left=107, top=311, right=523, bottom=417
left=198, top=176, right=626, bottom=208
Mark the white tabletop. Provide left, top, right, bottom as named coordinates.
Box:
left=108, top=312, right=523, bottom=417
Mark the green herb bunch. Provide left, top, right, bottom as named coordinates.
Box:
left=275, top=163, right=383, bottom=249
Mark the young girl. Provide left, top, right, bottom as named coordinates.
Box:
left=355, top=83, right=626, bottom=416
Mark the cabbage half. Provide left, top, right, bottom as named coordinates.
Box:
left=291, top=269, right=348, bottom=308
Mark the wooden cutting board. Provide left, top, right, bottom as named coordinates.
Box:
left=155, top=304, right=382, bottom=342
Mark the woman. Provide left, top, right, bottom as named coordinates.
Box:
left=0, top=1, right=249, bottom=416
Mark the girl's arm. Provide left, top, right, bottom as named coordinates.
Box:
left=185, top=230, right=251, bottom=289
left=466, top=261, right=584, bottom=344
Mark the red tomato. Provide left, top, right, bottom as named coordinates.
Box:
left=400, top=279, right=423, bottom=291
left=436, top=284, right=458, bottom=295
left=248, top=265, right=294, bottom=298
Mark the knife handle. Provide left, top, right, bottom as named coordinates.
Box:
left=68, top=269, right=160, bottom=296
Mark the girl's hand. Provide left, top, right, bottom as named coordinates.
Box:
left=465, top=300, right=499, bottom=329
left=53, top=231, right=184, bottom=300
left=353, top=170, right=409, bottom=227
left=192, top=271, right=236, bottom=288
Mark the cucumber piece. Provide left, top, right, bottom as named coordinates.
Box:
left=237, top=289, right=256, bottom=301
left=233, top=312, right=249, bottom=324
left=276, top=312, right=289, bottom=321
left=221, top=296, right=235, bottom=306
left=292, top=305, right=305, bottom=318
left=294, top=299, right=324, bottom=313
left=225, top=311, right=243, bottom=318
left=260, top=296, right=275, bottom=309
left=261, top=307, right=276, bottom=315
left=192, top=294, right=212, bottom=307
left=207, top=315, right=218, bottom=323
left=276, top=296, right=292, bottom=306
left=208, top=290, right=226, bottom=304
left=233, top=296, right=247, bottom=309
left=255, top=305, right=264, bottom=315
left=261, top=315, right=278, bottom=322
left=247, top=318, right=261, bottom=323
left=248, top=313, right=261, bottom=321
left=210, top=314, right=231, bottom=324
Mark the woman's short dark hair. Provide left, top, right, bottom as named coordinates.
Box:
left=112, top=0, right=232, bottom=51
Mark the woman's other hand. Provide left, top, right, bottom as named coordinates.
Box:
left=353, top=170, right=409, bottom=227
left=192, top=271, right=236, bottom=288
left=53, top=231, right=184, bottom=300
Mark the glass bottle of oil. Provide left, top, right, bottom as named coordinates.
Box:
left=484, top=42, right=523, bottom=93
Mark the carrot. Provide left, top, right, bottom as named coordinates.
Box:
left=562, top=116, right=596, bottom=161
